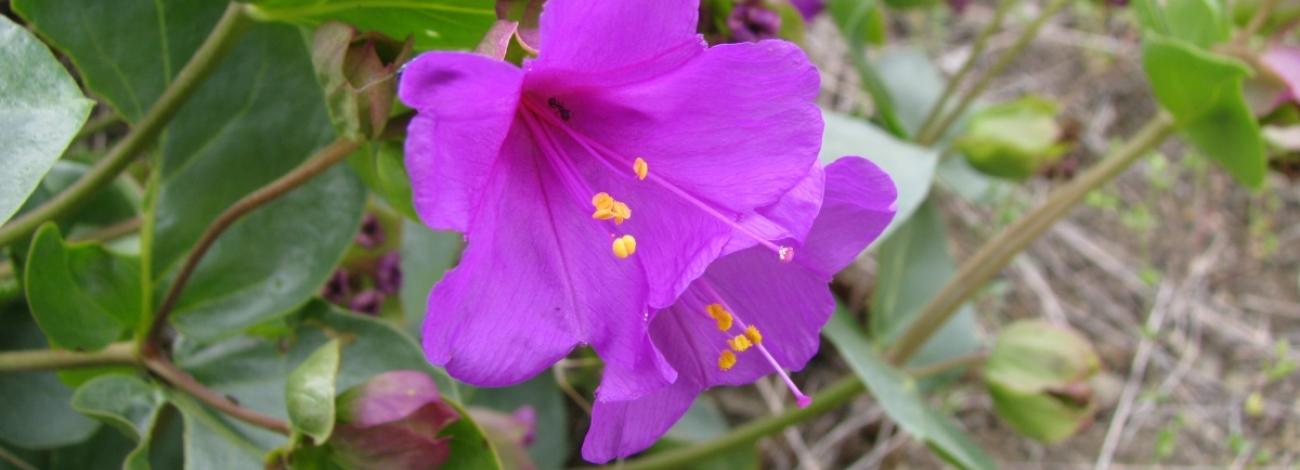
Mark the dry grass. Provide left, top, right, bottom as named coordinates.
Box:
left=721, top=4, right=1300, bottom=468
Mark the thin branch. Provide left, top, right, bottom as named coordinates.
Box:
left=914, top=0, right=1016, bottom=141
left=917, top=0, right=1071, bottom=146
left=888, top=112, right=1175, bottom=364
left=1234, top=0, right=1278, bottom=46
left=0, top=445, right=38, bottom=470
left=0, top=3, right=251, bottom=248
left=68, top=217, right=142, bottom=244
left=145, top=138, right=360, bottom=351
left=904, top=351, right=988, bottom=379
left=142, top=355, right=290, bottom=435
left=0, top=342, right=137, bottom=372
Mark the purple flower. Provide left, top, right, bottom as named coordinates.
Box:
left=1263, top=46, right=1300, bottom=108
left=350, top=289, right=385, bottom=315
left=727, top=1, right=783, bottom=42
left=399, top=0, right=823, bottom=390
left=322, top=269, right=352, bottom=304
left=356, top=213, right=385, bottom=249
left=332, top=371, right=460, bottom=470
left=790, top=0, right=826, bottom=20
left=580, top=158, right=897, bottom=462
left=376, top=252, right=403, bottom=295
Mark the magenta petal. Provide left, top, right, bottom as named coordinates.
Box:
left=423, top=124, right=662, bottom=387
left=535, top=0, right=701, bottom=75
left=581, top=383, right=696, bottom=463
left=795, top=157, right=897, bottom=277
left=1263, top=46, right=1300, bottom=102
left=594, top=333, right=677, bottom=402
left=566, top=40, right=821, bottom=218
left=400, top=52, right=522, bottom=231
left=721, top=163, right=826, bottom=256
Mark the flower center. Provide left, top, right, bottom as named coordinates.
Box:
left=698, top=280, right=812, bottom=408
left=520, top=97, right=796, bottom=263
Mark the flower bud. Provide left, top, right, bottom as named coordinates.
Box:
left=376, top=252, right=403, bottom=295
left=331, top=371, right=460, bottom=470
left=984, top=320, right=1101, bottom=443
left=310, top=22, right=413, bottom=140
left=956, top=95, right=1069, bottom=181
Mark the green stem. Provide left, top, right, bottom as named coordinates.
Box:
left=0, top=3, right=251, bottom=248
left=0, top=341, right=137, bottom=372
left=586, top=377, right=865, bottom=470
left=144, top=138, right=360, bottom=351
left=917, top=0, right=1069, bottom=146
left=914, top=0, right=1015, bottom=141
left=0, top=445, right=38, bottom=470
left=142, top=355, right=290, bottom=434
left=889, top=113, right=1175, bottom=363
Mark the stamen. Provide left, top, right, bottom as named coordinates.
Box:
left=706, top=303, right=733, bottom=331
left=717, top=350, right=737, bottom=371
left=634, top=158, right=649, bottom=180
left=697, top=281, right=812, bottom=408
left=524, top=101, right=796, bottom=262
left=612, top=235, right=637, bottom=259
left=744, top=325, right=762, bottom=345
left=728, top=334, right=753, bottom=352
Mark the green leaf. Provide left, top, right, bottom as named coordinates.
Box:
left=25, top=224, right=141, bottom=351
left=49, top=427, right=134, bottom=470
left=349, top=142, right=419, bottom=222
left=955, top=95, right=1067, bottom=180
left=287, top=339, right=341, bottom=445
left=0, top=15, right=94, bottom=226
left=17, top=161, right=141, bottom=237
left=0, top=307, right=99, bottom=450
left=1142, top=34, right=1266, bottom=188
left=245, top=0, right=498, bottom=51
left=467, top=374, right=568, bottom=469
left=165, top=392, right=266, bottom=470
left=823, top=310, right=996, bottom=470
left=399, top=221, right=462, bottom=336
left=827, top=0, right=907, bottom=136
left=869, top=201, right=981, bottom=373
left=875, top=47, right=946, bottom=137
left=438, top=399, right=504, bottom=470
left=650, top=397, right=758, bottom=470
left=1164, top=0, right=1230, bottom=48
left=71, top=374, right=166, bottom=470
left=12, top=0, right=226, bottom=122
left=174, top=301, right=459, bottom=449
left=152, top=23, right=367, bottom=342
left=820, top=109, right=939, bottom=246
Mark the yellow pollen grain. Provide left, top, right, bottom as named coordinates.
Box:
left=612, top=235, right=637, bottom=259
left=611, top=201, right=631, bottom=224
left=744, top=325, right=762, bottom=345
left=728, top=335, right=753, bottom=352
left=718, top=350, right=736, bottom=371
left=706, top=303, right=733, bottom=331
left=633, top=158, right=649, bottom=180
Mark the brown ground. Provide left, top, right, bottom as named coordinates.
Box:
left=703, top=4, right=1300, bottom=469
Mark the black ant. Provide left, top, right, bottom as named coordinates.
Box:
left=547, top=97, right=572, bottom=121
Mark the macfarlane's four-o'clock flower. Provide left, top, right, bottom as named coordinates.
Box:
left=581, top=158, right=897, bottom=462
left=399, top=0, right=825, bottom=396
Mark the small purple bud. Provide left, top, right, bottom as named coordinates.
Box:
left=333, top=371, right=460, bottom=470
left=727, top=2, right=782, bottom=43
left=789, top=0, right=825, bottom=20
left=512, top=406, right=537, bottom=446
left=376, top=252, right=403, bottom=295
left=322, top=269, right=352, bottom=304
left=356, top=214, right=385, bottom=249
left=948, top=0, right=971, bottom=13
left=349, top=289, right=385, bottom=315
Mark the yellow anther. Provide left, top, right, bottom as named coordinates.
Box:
left=592, top=192, right=631, bottom=224
left=744, top=325, right=762, bottom=345
left=612, top=235, right=637, bottom=259
left=611, top=201, right=631, bottom=224
left=728, top=334, right=753, bottom=352
left=706, top=303, right=733, bottom=331
left=592, top=192, right=614, bottom=209
left=718, top=350, right=737, bottom=371
left=633, top=158, right=649, bottom=181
